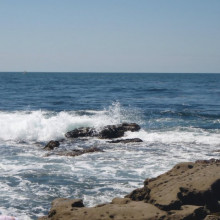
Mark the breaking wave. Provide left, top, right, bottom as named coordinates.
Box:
left=0, top=102, right=142, bottom=142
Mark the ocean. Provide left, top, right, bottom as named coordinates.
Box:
left=0, top=72, right=219, bottom=219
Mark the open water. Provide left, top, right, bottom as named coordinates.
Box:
left=0, top=72, right=219, bottom=219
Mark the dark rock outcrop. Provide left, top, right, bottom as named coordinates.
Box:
left=44, top=141, right=60, bottom=150
left=38, top=159, right=220, bottom=220
left=65, top=123, right=141, bottom=139
left=108, top=138, right=143, bottom=144
left=98, top=123, right=140, bottom=139
left=65, top=127, right=96, bottom=138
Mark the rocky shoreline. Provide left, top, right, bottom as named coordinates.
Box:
left=39, top=123, right=220, bottom=219
left=38, top=159, right=220, bottom=220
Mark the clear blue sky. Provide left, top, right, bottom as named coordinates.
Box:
left=0, top=0, right=220, bottom=73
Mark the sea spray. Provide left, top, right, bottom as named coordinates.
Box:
left=0, top=102, right=143, bottom=142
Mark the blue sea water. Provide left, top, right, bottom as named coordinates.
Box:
left=0, top=72, right=219, bottom=219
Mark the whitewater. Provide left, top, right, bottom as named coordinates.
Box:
left=0, top=72, right=219, bottom=219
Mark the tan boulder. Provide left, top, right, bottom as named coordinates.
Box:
left=38, top=159, right=220, bottom=220
left=127, top=159, right=220, bottom=212
left=38, top=198, right=167, bottom=220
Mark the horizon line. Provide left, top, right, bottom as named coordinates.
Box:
left=0, top=71, right=220, bottom=74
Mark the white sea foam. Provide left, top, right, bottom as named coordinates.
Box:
left=124, top=128, right=220, bottom=147
left=0, top=207, right=32, bottom=220
left=0, top=134, right=218, bottom=219
left=2, top=107, right=217, bottom=147
left=0, top=103, right=219, bottom=219
left=0, top=103, right=140, bottom=142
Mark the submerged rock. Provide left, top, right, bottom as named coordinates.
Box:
left=46, top=147, right=103, bottom=157
left=38, top=159, right=219, bottom=220
left=108, top=138, right=143, bottom=144
left=43, top=141, right=60, bottom=150
left=59, top=147, right=103, bottom=157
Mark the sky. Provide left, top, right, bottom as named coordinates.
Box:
left=0, top=0, right=220, bottom=73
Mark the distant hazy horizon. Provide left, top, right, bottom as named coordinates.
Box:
left=1, top=72, right=220, bottom=75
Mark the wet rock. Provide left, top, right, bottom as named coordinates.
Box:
left=44, top=140, right=60, bottom=150
left=108, top=138, right=143, bottom=144
left=65, top=127, right=96, bottom=138
left=121, top=122, right=141, bottom=131
left=49, top=147, right=103, bottom=157
left=98, top=123, right=141, bottom=139
left=65, top=123, right=141, bottom=140
left=63, top=147, right=103, bottom=157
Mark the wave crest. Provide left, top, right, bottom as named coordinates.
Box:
left=0, top=102, right=142, bottom=142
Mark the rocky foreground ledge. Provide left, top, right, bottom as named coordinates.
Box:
left=39, top=159, right=220, bottom=220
